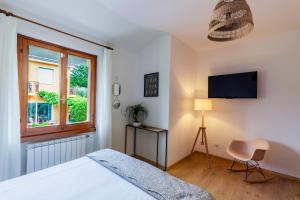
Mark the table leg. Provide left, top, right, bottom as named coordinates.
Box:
left=156, top=132, right=159, bottom=167
left=125, top=126, right=127, bottom=154
left=165, top=131, right=168, bottom=171
left=133, top=128, right=136, bottom=157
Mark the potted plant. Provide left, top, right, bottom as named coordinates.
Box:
left=125, top=104, right=148, bottom=127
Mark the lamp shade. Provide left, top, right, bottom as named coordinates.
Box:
left=194, top=99, right=212, bottom=111
left=208, top=0, right=254, bottom=42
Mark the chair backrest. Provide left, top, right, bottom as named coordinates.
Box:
left=250, top=139, right=270, bottom=151
left=250, top=139, right=270, bottom=161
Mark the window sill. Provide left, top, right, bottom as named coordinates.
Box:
left=21, top=127, right=96, bottom=143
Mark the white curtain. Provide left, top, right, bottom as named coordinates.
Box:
left=0, top=14, right=21, bottom=181
left=95, top=49, right=112, bottom=149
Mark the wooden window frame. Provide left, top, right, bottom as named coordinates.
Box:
left=18, top=35, right=97, bottom=143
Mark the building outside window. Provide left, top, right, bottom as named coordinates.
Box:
left=38, top=67, right=54, bottom=84
left=28, top=102, right=53, bottom=127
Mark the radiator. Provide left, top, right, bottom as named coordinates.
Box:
left=26, top=134, right=91, bottom=173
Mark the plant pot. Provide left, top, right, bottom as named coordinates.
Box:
left=132, top=122, right=142, bottom=127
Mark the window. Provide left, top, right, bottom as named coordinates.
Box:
left=18, top=35, right=97, bottom=142
left=67, top=55, right=91, bottom=124
left=38, top=67, right=54, bottom=84
left=28, top=102, right=53, bottom=126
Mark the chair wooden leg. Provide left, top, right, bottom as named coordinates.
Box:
left=228, top=159, right=271, bottom=183
left=245, top=162, right=249, bottom=181
left=243, top=161, right=272, bottom=184
left=228, top=159, right=250, bottom=172
left=228, top=159, right=236, bottom=171
left=255, top=161, right=266, bottom=179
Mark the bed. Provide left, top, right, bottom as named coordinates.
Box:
left=0, top=149, right=214, bottom=200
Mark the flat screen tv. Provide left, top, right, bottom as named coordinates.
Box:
left=208, top=71, right=257, bottom=99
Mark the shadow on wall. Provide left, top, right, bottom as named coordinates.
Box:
left=169, top=74, right=196, bottom=124
left=167, top=70, right=199, bottom=166
left=263, top=140, right=300, bottom=178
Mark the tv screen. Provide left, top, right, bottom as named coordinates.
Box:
left=208, top=72, right=257, bottom=98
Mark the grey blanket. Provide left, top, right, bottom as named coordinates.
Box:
left=88, top=149, right=214, bottom=200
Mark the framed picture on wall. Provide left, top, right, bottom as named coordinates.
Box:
left=144, top=72, right=159, bottom=97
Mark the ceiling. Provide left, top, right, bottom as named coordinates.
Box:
left=0, top=0, right=163, bottom=51
left=1, top=0, right=300, bottom=52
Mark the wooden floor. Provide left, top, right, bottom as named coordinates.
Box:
left=168, top=152, right=300, bottom=200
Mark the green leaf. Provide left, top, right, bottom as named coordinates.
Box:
left=38, top=91, right=59, bottom=105
left=67, top=96, right=87, bottom=122
left=70, top=65, right=88, bottom=88
left=124, top=104, right=148, bottom=122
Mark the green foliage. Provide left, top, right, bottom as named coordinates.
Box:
left=31, top=122, right=49, bottom=127
left=70, top=65, right=88, bottom=88
left=38, top=91, right=59, bottom=105
left=67, top=96, right=87, bottom=122
left=125, top=104, right=148, bottom=122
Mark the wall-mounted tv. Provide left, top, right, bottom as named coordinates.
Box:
left=208, top=71, right=257, bottom=99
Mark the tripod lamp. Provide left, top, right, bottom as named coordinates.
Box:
left=191, top=99, right=212, bottom=166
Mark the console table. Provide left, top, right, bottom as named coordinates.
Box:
left=125, top=124, right=168, bottom=171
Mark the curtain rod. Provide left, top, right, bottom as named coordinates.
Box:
left=0, top=8, right=114, bottom=50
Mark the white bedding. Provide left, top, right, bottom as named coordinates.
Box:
left=0, top=157, right=155, bottom=200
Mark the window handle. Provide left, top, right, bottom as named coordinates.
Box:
left=60, top=96, right=66, bottom=104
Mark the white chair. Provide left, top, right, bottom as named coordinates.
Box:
left=227, top=139, right=270, bottom=183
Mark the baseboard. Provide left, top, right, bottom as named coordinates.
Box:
left=262, top=168, right=300, bottom=182
left=167, top=151, right=300, bottom=181
left=167, top=153, right=194, bottom=170
left=130, top=154, right=165, bottom=170
left=201, top=151, right=300, bottom=181
left=130, top=151, right=300, bottom=181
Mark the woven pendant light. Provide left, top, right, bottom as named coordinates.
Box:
left=208, top=0, right=254, bottom=42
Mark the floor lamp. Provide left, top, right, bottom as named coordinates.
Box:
left=191, top=99, right=212, bottom=167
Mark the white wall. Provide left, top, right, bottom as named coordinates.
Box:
left=111, top=35, right=202, bottom=168
left=168, top=37, right=199, bottom=166
left=110, top=29, right=300, bottom=178
left=134, top=34, right=171, bottom=165
left=112, top=35, right=171, bottom=164
left=136, top=34, right=171, bottom=129
left=17, top=21, right=104, bottom=58
left=111, top=48, right=139, bottom=153
left=195, top=29, right=300, bottom=178
left=111, top=34, right=171, bottom=166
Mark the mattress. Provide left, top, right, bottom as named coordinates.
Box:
left=0, top=149, right=214, bottom=200
left=0, top=156, right=154, bottom=200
